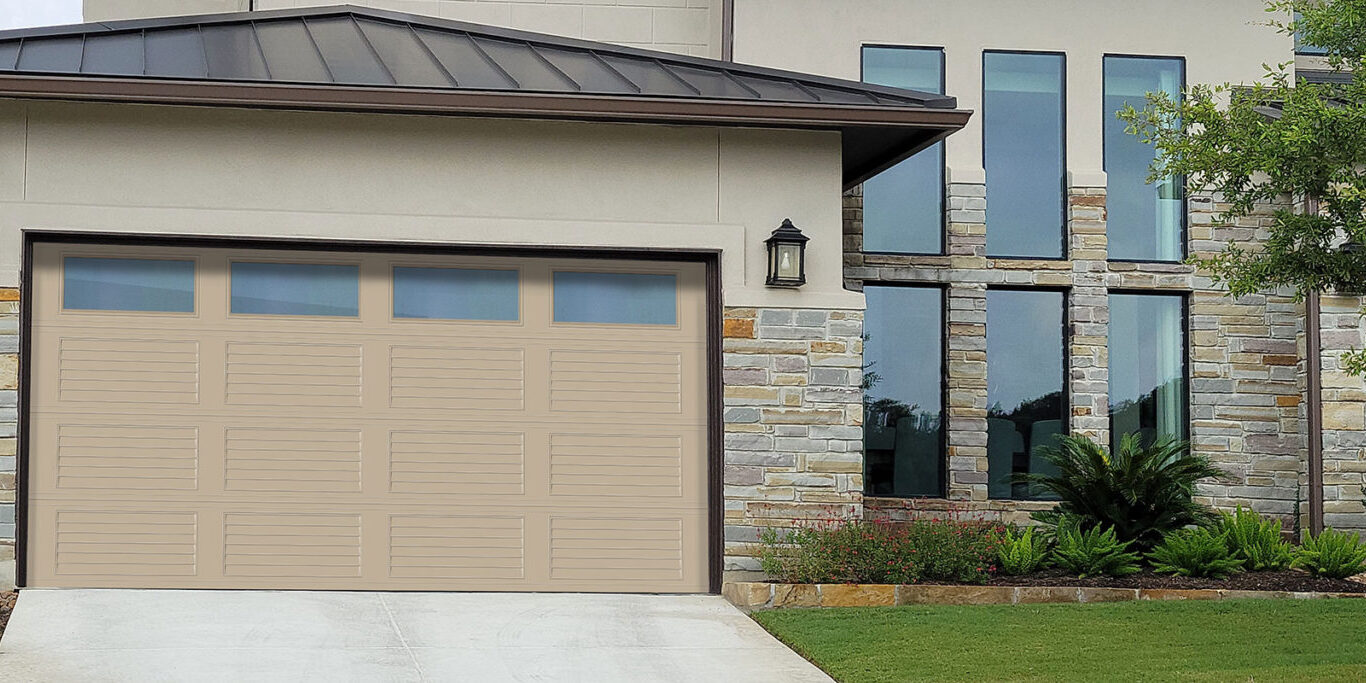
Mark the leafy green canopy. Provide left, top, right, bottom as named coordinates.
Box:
left=1119, top=0, right=1366, bottom=374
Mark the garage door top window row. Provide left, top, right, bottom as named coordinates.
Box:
left=60, top=255, right=679, bottom=326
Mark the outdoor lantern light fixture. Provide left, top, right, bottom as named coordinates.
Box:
left=765, top=219, right=809, bottom=287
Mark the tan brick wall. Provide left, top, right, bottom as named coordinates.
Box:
left=0, top=287, right=16, bottom=579
left=845, top=184, right=1308, bottom=526
left=1317, top=294, right=1366, bottom=531
left=721, top=306, right=864, bottom=576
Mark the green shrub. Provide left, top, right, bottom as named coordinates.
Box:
left=1216, top=506, right=1294, bottom=571
left=1051, top=522, right=1141, bottom=578
left=997, top=526, right=1051, bottom=576
left=757, top=518, right=1005, bottom=585
left=1148, top=527, right=1245, bottom=578
left=1294, top=528, right=1366, bottom=580
left=1014, top=433, right=1225, bottom=551
left=904, top=519, right=1007, bottom=584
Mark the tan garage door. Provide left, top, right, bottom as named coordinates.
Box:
left=27, top=243, right=710, bottom=592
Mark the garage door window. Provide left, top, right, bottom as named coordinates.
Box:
left=393, top=266, right=519, bottom=321
left=230, top=261, right=359, bottom=317
left=63, top=256, right=195, bottom=313
left=552, top=271, right=676, bottom=325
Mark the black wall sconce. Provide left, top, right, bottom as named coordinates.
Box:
left=765, top=219, right=809, bottom=287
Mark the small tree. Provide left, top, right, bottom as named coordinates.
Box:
left=1119, top=0, right=1366, bottom=374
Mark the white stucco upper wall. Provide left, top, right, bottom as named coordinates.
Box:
left=732, top=0, right=1293, bottom=184
left=0, top=100, right=855, bottom=309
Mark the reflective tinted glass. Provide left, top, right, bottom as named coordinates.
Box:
left=553, top=272, right=676, bottom=325
left=983, top=52, right=1065, bottom=258
left=63, top=257, right=194, bottom=313
left=393, top=267, right=518, bottom=321
left=863, top=286, right=944, bottom=497
left=1105, top=56, right=1185, bottom=261
left=987, top=289, right=1066, bottom=499
left=862, top=46, right=945, bottom=254
left=1109, top=293, right=1186, bottom=450
left=231, top=262, right=359, bottom=317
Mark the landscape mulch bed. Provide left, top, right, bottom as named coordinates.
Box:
left=0, top=591, right=15, bottom=640
left=988, top=569, right=1366, bottom=593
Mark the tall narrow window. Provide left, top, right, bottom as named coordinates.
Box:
left=863, top=285, right=945, bottom=497
left=983, top=51, right=1065, bottom=258
left=862, top=46, right=945, bottom=254
left=1105, top=56, right=1185, bottom=261
left=1109, top=293, right=1187, bottom=450
left=986, top=289, right=1066, bottom=499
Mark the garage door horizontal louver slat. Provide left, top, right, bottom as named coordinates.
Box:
left=224, top=513, right=361, bottom=578
left=390, top=515, right=524, bottom=580
left=389, top=346, right=524, bottom=411
left=549, top=517, right=683, bottom=582
left=56, top=425, right=199, bottom=490
left=389, top=431, right=525, bottom=495
left=58, top=338, right=199, bottom=404
left=226, top=342, right=362, bottom=407
left=549, top=351, right=682, bottom=414
left=55, top=511, right=197, bottom=576
left=225, top=427, right=361, bottom=493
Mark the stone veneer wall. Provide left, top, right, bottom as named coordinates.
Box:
left=0, top=287, right=15, bottom=585
left=1317, top=294, right=1366, bottom=532
left=720, top=306, right=864, bottom=575
left=844, top=183, right=1308, bottom=528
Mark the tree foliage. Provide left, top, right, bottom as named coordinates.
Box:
left=1118, top=0, right=1366, bottom=372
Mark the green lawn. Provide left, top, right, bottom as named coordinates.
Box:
left=753, top=600, right=1366, bottom=682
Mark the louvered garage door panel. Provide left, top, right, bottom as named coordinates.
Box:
left=27, top=243, right=709, bottom=592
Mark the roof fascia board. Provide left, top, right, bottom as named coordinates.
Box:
left=0, top=73, right=971, bottom=129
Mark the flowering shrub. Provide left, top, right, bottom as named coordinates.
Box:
left=757, top=517, right=1006, bottom=585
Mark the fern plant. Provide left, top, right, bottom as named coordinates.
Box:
left=997, top=526, right=1050, bottom=576
left=1149, top=527, right=1244, bottom=579
left=1051, top=522, right=1141, bottom=578
left=1216, top=506, right=1294, bottom=571
left=1294, top=528, right=1366, bottom=580
left=1014, top=433, right=1225, bottom=551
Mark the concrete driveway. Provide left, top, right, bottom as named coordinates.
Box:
left=0, top=589, right=830, bottom=682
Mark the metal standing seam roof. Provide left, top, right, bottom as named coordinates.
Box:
left=0, top=5, right=971, bottom=187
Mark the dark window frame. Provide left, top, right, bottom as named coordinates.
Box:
left=859, top=44, right=948, bottom=257
left=981, top=49, right=1069, bottom=261
left=984, top=285, right=1071, bottom=501
left=860, top=281, right=949, bottom=499
left=1106, top=289, right=1191, bottom=451
left=1102, top=53, right=1189, bottom=265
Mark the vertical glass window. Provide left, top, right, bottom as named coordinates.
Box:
left=63, top=257, right=195, bottom=313
left=983, top=52, right=1065, bottom=258
left=230, top=262, right=359, bottom=317
left=1105, top=56, right=1185, bottom=261
left=987, top=289, right=1066, bottom=499
left=393, top=267, right=519, bottom=321
left=863, top=286, right=944, bottom=497
left=1109, top=293, right=1187, bottom=450
left=861, top=46, right=945, bottom=254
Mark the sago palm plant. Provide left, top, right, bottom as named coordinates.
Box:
left=1013, top=433, right=1226, bottom=552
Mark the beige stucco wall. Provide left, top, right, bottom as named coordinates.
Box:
left=83, top=0, right=250, bottom=21
left=0, top=99, right=856, bottom=311
left=83, top=0, right=722, bottom=58
left=732, top=0, right=1291, bottom=185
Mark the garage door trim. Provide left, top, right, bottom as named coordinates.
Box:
left=15, top=230, right=724, bottom=593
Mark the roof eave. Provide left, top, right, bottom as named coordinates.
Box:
left=0, top=73, right=971, bottom=189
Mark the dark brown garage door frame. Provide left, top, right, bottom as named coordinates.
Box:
left=16, top=229, right=725, bottom=593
